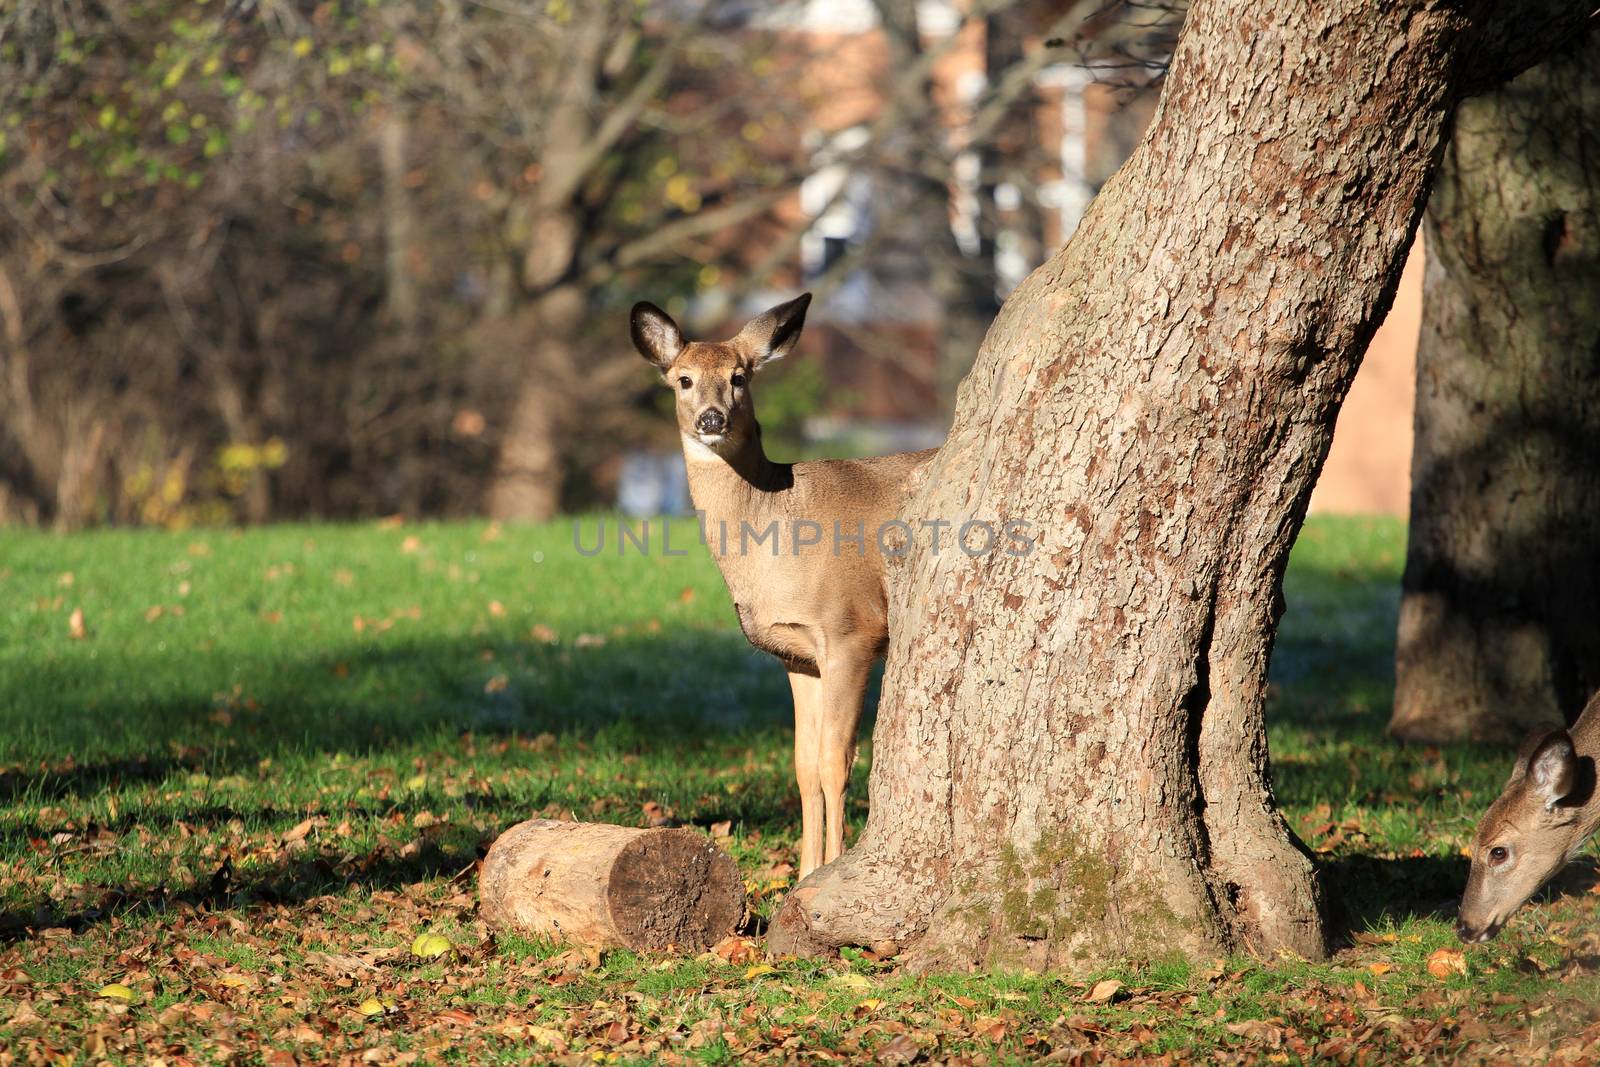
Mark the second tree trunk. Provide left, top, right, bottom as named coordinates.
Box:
left=1391, top=38, right=1600, bottom=745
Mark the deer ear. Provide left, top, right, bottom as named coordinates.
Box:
left=631, top=302, right=683, bottom=371
left=734, top=293, right=812, bottom=368
left=1527, top=730, right=1577, bottom=811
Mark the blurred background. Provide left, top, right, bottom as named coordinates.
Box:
left=0, top=0, right=1416, bottom=529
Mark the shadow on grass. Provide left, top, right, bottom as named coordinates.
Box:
left=1320, top=852, right=1600, bottom=948
left=0, top=630, right=820, bottom=786
left=0, top=831, right=483, bottom=943
left=0, top=626, right=888, bottom=942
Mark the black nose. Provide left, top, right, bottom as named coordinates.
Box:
left=696, top=409, right=726, bottom=434
left=1454, top=918, right=1475, bottom=943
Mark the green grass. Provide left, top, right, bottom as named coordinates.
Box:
left=0, top=515, right=1595, bottom=1063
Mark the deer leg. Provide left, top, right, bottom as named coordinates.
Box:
left=818, top=650, right=872, bottom=866
left=787, top=668, right=825, bottom=878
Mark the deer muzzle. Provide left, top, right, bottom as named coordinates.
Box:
left=695, top=409, right=727, bottom=436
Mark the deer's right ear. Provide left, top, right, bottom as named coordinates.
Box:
left=1527, top=730, right=1577, bottom=811
left=631, top=302, right=683, bottom=371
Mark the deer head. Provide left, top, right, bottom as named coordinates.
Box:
left=630, top=294, right=812, bottom=457
left=1457, top=727, right=1595, bottom=942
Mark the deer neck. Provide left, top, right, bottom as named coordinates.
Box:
left=1574, top=700, right=1600, bottom=836
left=681, top=421, right=789, bottom=528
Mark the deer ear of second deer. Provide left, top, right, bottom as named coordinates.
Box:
left=1456, top=693, right=1600, bottom=943
left=629, top=294, right=936, bottom=879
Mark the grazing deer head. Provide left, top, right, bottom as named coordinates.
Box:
left=1457, top=715, right=1600, bottom=943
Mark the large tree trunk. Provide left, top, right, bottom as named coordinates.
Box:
left=1390, top=37, right=1600, bottom=745
left=767, top=0, right=1592, bottom=972
left=487, top=282, right=583, bottom=522
left=486, top=6, right=610, bottom=522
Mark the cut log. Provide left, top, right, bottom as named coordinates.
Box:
left=479, top=819, right=744, bottom=951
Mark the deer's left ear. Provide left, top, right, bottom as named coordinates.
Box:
left=1528, top=730, right=1577, bottom=811
left=734, top=293, right=812, bottom=368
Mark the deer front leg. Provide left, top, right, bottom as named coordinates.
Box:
left=787, top=668, right=825, bottom=878
left=818, top=651, right=873, bottom=866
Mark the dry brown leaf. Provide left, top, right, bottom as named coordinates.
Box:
left=283, top=817, right=320, bottom=843
left=68, top=607, right=87, bottom=640
left=1084, top=978, right=1124, bottom=1003
left=1224, top=1019, right=1284, bottom=1047
left=875, top=1033, right=922, bottom=1064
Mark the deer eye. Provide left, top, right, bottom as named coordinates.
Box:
left=731, top=372, right=746, bottom=388
left=1487, top=845, right=1510, bottom=866
left=677, top=376, right=692, bottom=390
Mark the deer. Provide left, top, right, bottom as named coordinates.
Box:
left=629, top=293, right=935, bottom=878
left=1456, top=690, right=1600, bottom=943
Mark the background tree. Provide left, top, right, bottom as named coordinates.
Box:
left=0, top=1, right=811, bottom=527
left=1389, top=35, right=1600, bottom=744
left=3, top=0, right=1173, bottom=527
left=768, top=0, right=1594, bottom=970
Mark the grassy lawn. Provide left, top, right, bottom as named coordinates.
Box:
left=0, top=515, right=1596, bottom=1063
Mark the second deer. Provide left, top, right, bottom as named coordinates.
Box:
left=630, top=293, right=934, bottom=878
left=1457, top=689, right=1600, bottom=942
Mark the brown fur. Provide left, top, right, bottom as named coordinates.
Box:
left=631, top=294, right=935, bottom=876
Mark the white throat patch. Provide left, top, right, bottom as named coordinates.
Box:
left=682, top=435, right=726, bottom=463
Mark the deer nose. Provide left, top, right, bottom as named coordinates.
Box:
left=1455, top=916, right=1498, bottom=943
left=696, top=409, right=726, bottom=435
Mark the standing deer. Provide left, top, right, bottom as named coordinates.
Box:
left=1457, top=690, right=1600, bottom=942
left=630, top=293, right=934, bottom=877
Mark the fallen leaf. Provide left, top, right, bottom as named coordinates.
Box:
left=488, top=600, right=506, bottom=617
left=400, top=535, right=422, bottom=553
left=744, top=964, right=777, bottom=979
left=1367, top=962, right=1393, bottom=976
left=530, top=624, right=558, bottom=643
left=1426, top=947, right=1468, bottom=979
left=1225, top=1019, right=1285, bottom=1047
left=1085, top=978, right=1124, bottom=1003
left=528, top=1025, right=568, bottom=1051
left=411, top=932, right=451, bottom=959
left=875, top=1032, right=922, bottom=1064
left=68, top=607, right=87, bottom=640
left=356, top=998, right=385, bottom=1017
left=484, top=674, right=509, bottom=694
left=98, top=983, right=135, bottom=1001
left=283, top=817, right=319, bottom=843
left=830, top=972, right=873, bottom=993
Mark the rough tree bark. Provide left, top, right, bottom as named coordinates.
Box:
left=767, top=0, right=1595, bottom=972
left=1390, top=36, right=1600, bottom=745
